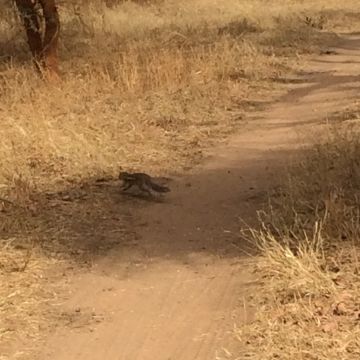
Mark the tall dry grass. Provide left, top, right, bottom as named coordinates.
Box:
left=239, top=112, right=360, bottom=359
left=1, top=0, right=358, bottom=195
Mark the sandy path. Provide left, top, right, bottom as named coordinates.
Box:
left=38, top=34, right=360, bottom=360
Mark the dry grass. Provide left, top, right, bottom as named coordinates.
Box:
left=239, top=108, right=360, bottom=359
left=0, top=244, right=62, bottom=359
left=1, top=0, right=360, bottom=358
left=2, top=0, right=359, bottom=192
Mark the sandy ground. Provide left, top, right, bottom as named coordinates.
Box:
left=35, top=34, right=360, bottom=359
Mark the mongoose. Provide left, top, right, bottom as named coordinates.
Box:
left=119, top=171, right=170, bottom=196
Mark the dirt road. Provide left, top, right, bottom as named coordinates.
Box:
left=38, top=35, right=360, bottom=359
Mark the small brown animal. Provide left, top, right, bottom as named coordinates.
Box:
left=119, top=171, right=170, bottom=196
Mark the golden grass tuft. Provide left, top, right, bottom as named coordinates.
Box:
left=249, top=222, right=337, bottom=299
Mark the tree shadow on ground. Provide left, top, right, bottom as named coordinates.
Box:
left=0, top=146, right=303, bottom=275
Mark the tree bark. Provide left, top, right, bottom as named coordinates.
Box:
left=15, top=0, right=43, bottom=69
left=39, top=0, right=60, bottom=78
left=15, top=0, right=60, bottom=80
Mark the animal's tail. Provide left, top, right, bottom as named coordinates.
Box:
left=150, top=182, right=170, bottom=193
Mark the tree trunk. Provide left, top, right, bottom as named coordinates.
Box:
left=15, top=0, right=60, bottom=80
left=39, top=0, right=60, bottom=79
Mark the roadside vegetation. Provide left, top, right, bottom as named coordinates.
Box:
left=239, top=108, right=360, bottom=359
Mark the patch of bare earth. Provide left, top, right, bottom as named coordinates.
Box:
left=1, top=1, right=360, bottom=359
